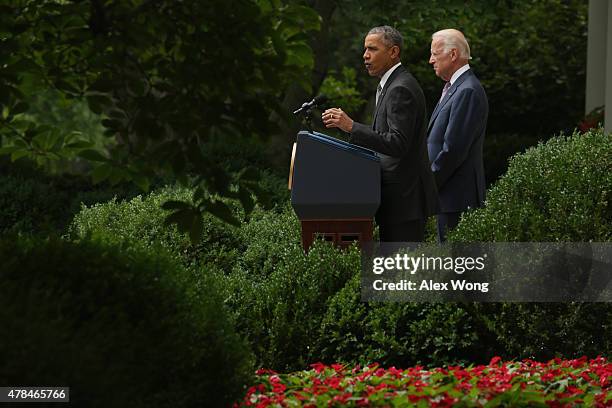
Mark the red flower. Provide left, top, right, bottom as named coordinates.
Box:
left=324, top=376, right=342, bottom=389
left=310, top=362, right=326, bottom=373
left=332, top=392, right=352, bottom=404
left=408, top=394, right=425, bottom=403
left=374, top=367, right=386, bottom=377
left=489, top=356, right=502, bottom=366
left=255, top=368, right=278, bottom=376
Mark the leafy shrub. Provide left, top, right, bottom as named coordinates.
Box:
left=314, top=274, right=497, bottom=367
left=450, top=128, right=611, bottom=242
left=469, top=303, right=611, bottom=361
left=68, top=186, right=244, bottom=271
left=0, top=159, right=138, bottom=234
left=443, top=128, right=612, bottom=363
left=68, top=171, right=289, bottom=271
left=224, top=234, right=361, bottom=371
left=237, top=203, right=301, bottom=279
left=0, top=236, right=253, bottom=408
left=311, top=130, right=612, bottom=368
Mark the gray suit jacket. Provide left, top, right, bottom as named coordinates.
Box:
left=350, top=65, right=439, bottom=223
left=427, top=69, right=488, bottom=213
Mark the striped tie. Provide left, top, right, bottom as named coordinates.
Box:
left=439, top=81, right=451, bottom=103
left=376, top=83, right=383, bottom=106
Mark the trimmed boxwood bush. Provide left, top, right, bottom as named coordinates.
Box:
left=446, top=129, right=611, bottom=363
left=68, top=186, right=244, bottom=271
left=313, top=274, right=498, bottom=368
left=0, top=236, right=252, bottom=408
left=224, top=236, right=361, bottom=371
left=311, top=130, right=612, bottom=368
left=64, top=129, right=611, bottom=372
left=236, top=203, right=301, bottom=278
left=0, top=160, right=138, bottom=234
left=68, top=171, right=289, bottom=272
left=450, top=128, right=611, bottom=242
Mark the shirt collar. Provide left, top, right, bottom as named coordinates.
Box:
left=379, top=62, right=402, bottom=90
left=449, top=64, right=470, bottom=85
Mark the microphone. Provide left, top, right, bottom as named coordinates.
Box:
left=293, top=94, right=328, bottom=115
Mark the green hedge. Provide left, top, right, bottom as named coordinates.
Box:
left=447, top=129, right=611, bottom=363
left=224, top=238, right=360, bottom=371
left=68, top=171, right=289, bottom=271
left=450, top=129, right=611, bottom=242
left=312, top=130, right=612, bottom=367
left=0, top=236, right=252, bottom=408
left=314, top=277, right=610, bottom=366
left=66, top=129, right=612, bottom=372
left=0, top=159, right=138, bottom=235
left=68, top=186, right=243, bottom=271
left=70, top=191, right=361, bottom=371
left=313, top=274, right=497, bottom=368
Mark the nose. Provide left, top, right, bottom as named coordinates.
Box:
left=363, top=50, right=369, bottom=61
left=429, top=54, right=435, bottom=64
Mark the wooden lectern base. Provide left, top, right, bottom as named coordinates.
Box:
left=300, top=219, right=373, bottom=251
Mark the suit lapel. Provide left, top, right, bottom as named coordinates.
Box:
left=428, top=70, right=472, bottom=131
left=372, top=65, right=405, bottom=129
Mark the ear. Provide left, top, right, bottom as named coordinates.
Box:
left=389, top=45, right=400, bottom=59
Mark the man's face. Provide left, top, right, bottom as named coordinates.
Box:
left=429, top=37, right=454, bottom=81
left=363, top=34, right=396, bottom=78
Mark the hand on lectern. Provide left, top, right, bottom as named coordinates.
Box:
left=322, top=108, right=354, bottom=133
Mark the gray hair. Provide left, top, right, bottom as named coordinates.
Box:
left=432, top=29, right=471, bottom=60
left=368, top=25, right=404, bottom=53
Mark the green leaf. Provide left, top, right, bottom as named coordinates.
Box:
left=10, top=149, right=29, bottom=161
left=286, top=5, right=321, bottom=31
left=65, top=140, right=94, bottom=149
left=164, top=208, right=193, bottom=231
left=238, top=187, right=255, bottom=215
left=163, top=208, right=202, bottom=244
left=285, top=43, right=314, bottom=68
left=193, top=186, right=206, bottom=204
left=206, top=200, right=240, bottom=226
left=0, top=146, right=18, bottom=155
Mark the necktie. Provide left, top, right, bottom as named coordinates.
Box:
left=439, top=81, right=451, bottom=103
left=376, top=83, right=383, bottom=106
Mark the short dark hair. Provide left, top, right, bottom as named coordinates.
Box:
left=368, top=26, right=404, bottom=52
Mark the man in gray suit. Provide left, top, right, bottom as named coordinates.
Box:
left=323, top=26, right=439, bottom=242
left=427, top=29, right=488, bottom=242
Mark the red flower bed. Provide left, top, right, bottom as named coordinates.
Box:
left=237, top=357, right=611, bottom=407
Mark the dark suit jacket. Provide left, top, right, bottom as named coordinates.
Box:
left=350, top=65, right=439, bottom=224
left=427, top=69, right=488, bottom=213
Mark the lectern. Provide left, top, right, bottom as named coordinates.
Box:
left=289, top=131, right=381, bottom=250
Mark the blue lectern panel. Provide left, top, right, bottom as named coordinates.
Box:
left=291, top=131, right=381, bottom=219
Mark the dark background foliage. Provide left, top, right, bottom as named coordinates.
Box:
left=0, top=0, right=608, bottom=405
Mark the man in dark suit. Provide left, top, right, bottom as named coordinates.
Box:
left=427, top=29, right=488, bottom=242
left=322, top=26, right=438, bottom=242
